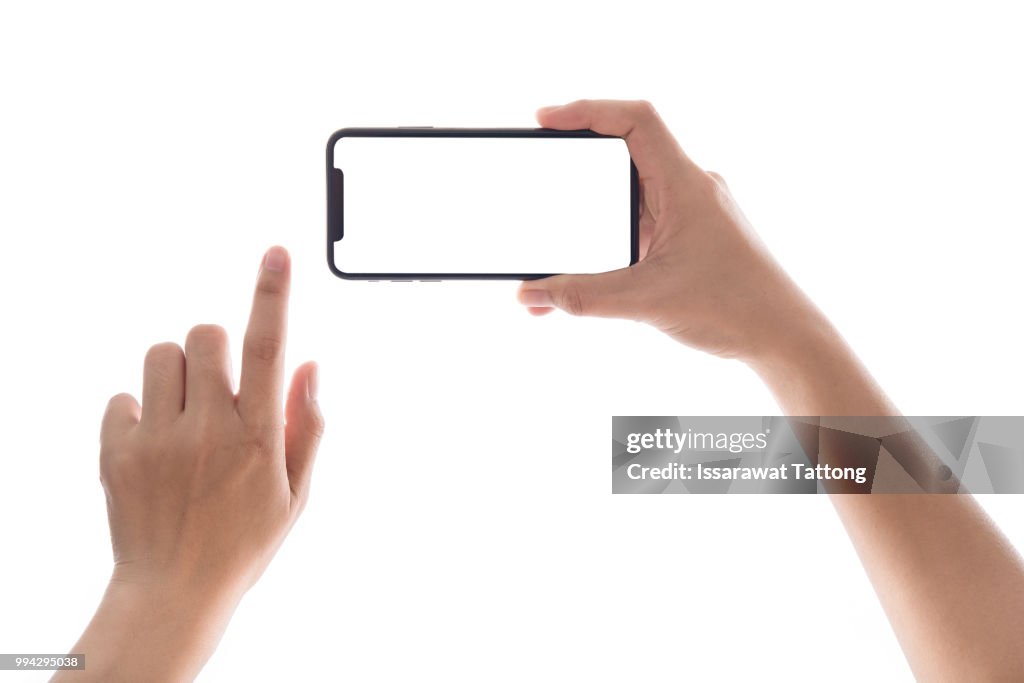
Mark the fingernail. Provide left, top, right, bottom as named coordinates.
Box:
left=307, top=364, right=319, bottom=400
left=264, top=246, right=287, bottom=272
left=519, top=289, right=553, bottom=307
left=536, top=105, right=561, bottom=116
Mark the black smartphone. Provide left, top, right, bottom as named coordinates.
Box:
left=326, top=127, right=639, bottom=280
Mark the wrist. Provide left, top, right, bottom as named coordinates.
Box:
left=55, top=577, right=242, bottom=683
left=747, top=315, right=837, bottom=374
left=109, top=553, right=255, bottom=608
left=738, top=294, right=839, bottom=373
left=103, top=570, right=243, bottom=621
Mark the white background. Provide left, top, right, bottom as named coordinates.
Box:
left=1, top=2, right=1022, bottom=681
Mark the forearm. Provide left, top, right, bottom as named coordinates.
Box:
left=748, top=309, right=1024, bottom=680
left=52, top=579, right=240, bottom=683
left=747, top=309, right=895, bottom=417
left=834, top=493, right=1024, bottom=680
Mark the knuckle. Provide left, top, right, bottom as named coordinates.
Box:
left=631, top=100, right=658, bottom=120
left=106, top=392, right=136, bottom=412
left=256, top=275, right=286, bottom=296
left=145, top=341, right=183, bottom=365
left=186, top=324, right=228, bottom=350
left=244, top=333, right=284, bottom=362
left=102, top=394, right=138, bottom=436
left=307, top=407, right=326, bottom=439
left=99, top=443, right=134, bottom=490
left=244, top=429, right=279, bottom=456
left=703, top=173, right=730, bottom=203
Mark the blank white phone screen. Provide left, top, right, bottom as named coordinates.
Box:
left=332, top=136, right=632, bottom=275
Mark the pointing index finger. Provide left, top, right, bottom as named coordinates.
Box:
left=238, top=246, right=290, bottom=422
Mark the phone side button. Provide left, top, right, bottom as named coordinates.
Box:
left=398, top=125, right=434, bottom=128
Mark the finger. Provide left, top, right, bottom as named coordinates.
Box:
left=285, top=361, right=324, bottom=510
left=184, top=324, right=234, bottom=411
left=239, top=246, right=291, bottom=422
left=141, top=342, right=185, bottom=424
left=536, top=100, right=696, bottom=179
left=101, top=392, right=140, bottom=441
left=517, top=266, right=648, bottom=319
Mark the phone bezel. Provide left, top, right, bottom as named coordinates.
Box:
left=326, top=127, right=640, bottom=280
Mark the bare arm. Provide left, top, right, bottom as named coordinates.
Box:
left=755, top=314, right=1024, bottom=681
left=518, top=99, right=1024, bottom=680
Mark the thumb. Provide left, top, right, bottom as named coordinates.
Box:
left=285, top=361, right=325, bottom=510
left=517, top=267, right=642, bottom=318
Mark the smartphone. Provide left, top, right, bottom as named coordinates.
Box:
left=326, top=128, right=639, bottom=280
